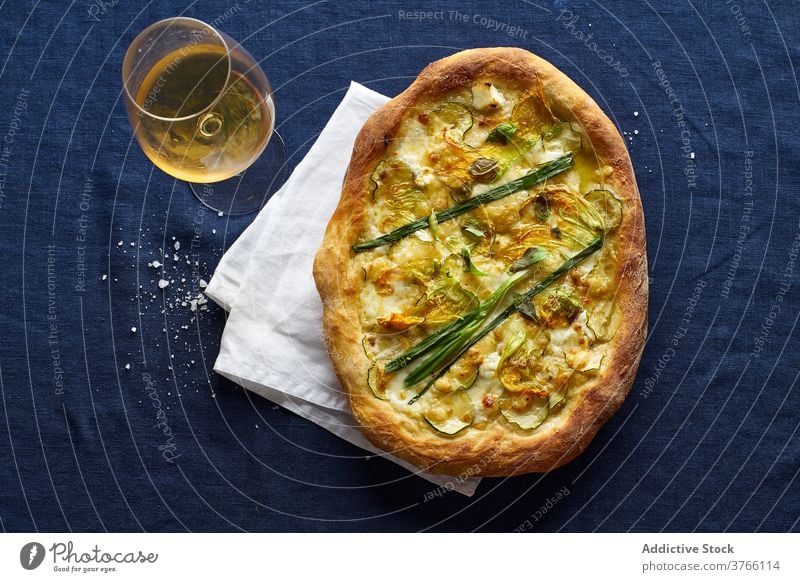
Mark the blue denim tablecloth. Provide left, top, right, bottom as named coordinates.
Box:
left=0, top=0, right=797, bottom=532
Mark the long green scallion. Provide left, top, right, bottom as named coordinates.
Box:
left=407, top=237, right=603, bottom=404
left=352, top=153, right=573, bottom=253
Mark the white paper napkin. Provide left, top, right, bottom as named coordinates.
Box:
left=205, top=82, right=481, bottom=496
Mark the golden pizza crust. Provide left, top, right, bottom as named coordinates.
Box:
left=313, top=47, right=647, bottom=476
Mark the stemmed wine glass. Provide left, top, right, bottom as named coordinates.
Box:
left=122, top=17, right=286, bottom=214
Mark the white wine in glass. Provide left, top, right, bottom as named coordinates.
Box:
left=123, top=17, right=286, bottom=213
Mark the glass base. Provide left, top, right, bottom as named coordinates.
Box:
left=189, top=130, right=288, bottom=215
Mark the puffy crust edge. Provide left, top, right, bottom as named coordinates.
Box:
left=313, top=47, right=648, bottom=476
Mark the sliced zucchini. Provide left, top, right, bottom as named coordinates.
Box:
left=565, top=349, right=605, bottom=374
left=428, top=102, right=473, bottom=142
left=544, top=122, right=583, bottom=153
left=584, top=245, right=620, bottom=340
left=454, top=368, right=479, bottom=391
left=548, top=387, right=566, bottom=410
left=361, top=335, right=372, bottom=358
left=501, top=393, right=550, bottom=430
left=371, top=158, right=417, bottom=200
left=434, top=356, right=480, bottom=394
left=387, top=235, right=437, bottom=263
left=385, top=188, right=426, bottom=213
left=423, top=390, right=474, bottom=435
left=585, top=189, right=623, bottom=231
left=367, top=364, right=390, bottom=400
left=371, top=158, right=428, bottom=228
left=363, top=334, right=395, bottom=359
left=379, top=208, right=417, bottom=232
left=586, top=298, right=620, bottom=342
left=424, top=415, right=472, bottom=436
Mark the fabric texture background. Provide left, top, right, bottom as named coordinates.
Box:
left=0, top=0, right=797, bottom=532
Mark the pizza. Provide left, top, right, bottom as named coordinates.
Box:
left=313, top=48, right=647, bottom=476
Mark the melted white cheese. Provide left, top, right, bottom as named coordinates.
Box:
left=471, top=82, right=507, bottom=111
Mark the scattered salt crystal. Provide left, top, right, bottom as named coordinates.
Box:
left=117, top=241, right=123, bottom=246
left=634, top=129, right=639, bottom=135
left=131, top=326, right=137, bottom=333
left=158, top=279, right=170, bottom=289
left=690, top=152, right=695, bottom=159
left=125, top=364, right=130, bottom=370
left=150, top=260, right=162, bottom=268
left=174, top=241, right=180, bottom=251
left=190, top=299, right=198, bottom=312
left=199, top=279, right=208, bottom=288
left=173, top=254, right=179, bottom=261
left=130, top=242, right=135, bottom=247
left=212, top=229, right=216, bottom=234
left=101, top=274, right=107, bottom=281
left=634, top=111, right=639, bottom=117
left=217, top=211, right=223, bottom=217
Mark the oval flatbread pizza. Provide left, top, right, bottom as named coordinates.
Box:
left=314, top=47, right=647, bottom=476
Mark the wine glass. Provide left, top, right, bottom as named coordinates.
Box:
left=122, top=17, right=287, bottom=214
